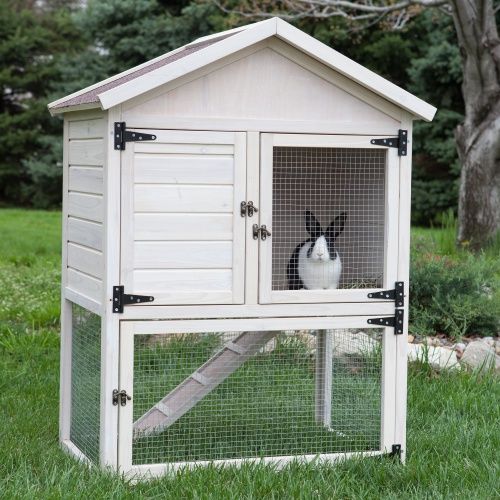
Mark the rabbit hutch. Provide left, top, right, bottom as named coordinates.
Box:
left=48, top=18, right=436, bottom=479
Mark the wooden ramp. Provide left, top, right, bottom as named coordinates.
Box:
left=133, top=331, right=277, bottom=436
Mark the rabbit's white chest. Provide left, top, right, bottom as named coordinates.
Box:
left=298, top=242, right=341, bottom=290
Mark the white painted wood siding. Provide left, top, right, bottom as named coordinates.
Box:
left=64, top=113, right=105, bottom=305
left=122, top=41, right=401, bottom=134
left=121, top=130, right=246, bottom=305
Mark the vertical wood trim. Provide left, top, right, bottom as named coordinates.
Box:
left=61, top=118, right=70, bottom=290
left=383, top=148, right=400, bottom=288
left=99, top=107, right=121, bottom=469
left=118, top=322, right=135, bottom=473
left=315, top=330, right=333, bottom=427
left=395, top=116, right=413, bottom=462
left=60, top=117, right=72, bottom=443
left=232, top=132, right=247, bottom=304
left=245, top=132, right=260, bottom=305
left=120, top=143, right=135, bottom=291
left=258, top=134, right=274, bottom=303
left=380, top=326, right=397, bottom=452
left=59, top=299, right=72, bottom=442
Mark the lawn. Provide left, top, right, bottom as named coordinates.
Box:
left=0, top=208, right=499, bottom=499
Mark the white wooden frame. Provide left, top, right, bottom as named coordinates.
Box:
left=120, top=129, right=246, bottom=306
left=258, top=133, right=400, bottom=304
left=117, top=317, right=398, bottom=479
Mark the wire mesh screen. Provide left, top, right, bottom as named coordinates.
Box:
left=272, top=147, right=386, bottom=291
left=70, top=303, right=101, bottom=463
left=131, top=328, right=382, bottom=465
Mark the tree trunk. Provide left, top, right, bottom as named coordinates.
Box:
left=451, top=0, right=500, bottom=250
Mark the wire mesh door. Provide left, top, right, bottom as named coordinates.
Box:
left=259, top=134, right=400, bottom=304
left=118, top=319, right=396, bottom=477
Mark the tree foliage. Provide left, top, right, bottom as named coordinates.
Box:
left=0, top=0, right=466, bottom=225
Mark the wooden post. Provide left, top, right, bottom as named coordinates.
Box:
left=315, top=329, right=333, bottom=427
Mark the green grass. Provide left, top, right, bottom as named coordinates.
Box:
left=0, top=208, right=499, bottom=498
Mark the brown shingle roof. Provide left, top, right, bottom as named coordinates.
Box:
left=53, top=35, right=233, bottom=109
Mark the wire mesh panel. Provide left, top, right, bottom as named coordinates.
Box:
left=272, top=147, right=386, bottom=291
left=70, top=303, right=101, bottom=463
left=130, top=328, right=383, bottom=465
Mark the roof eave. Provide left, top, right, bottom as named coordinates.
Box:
left=48, top=101, right=103, bottom=116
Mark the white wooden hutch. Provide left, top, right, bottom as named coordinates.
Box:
left=49, top=18, right=436, bottom=479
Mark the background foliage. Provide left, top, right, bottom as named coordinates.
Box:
left=0, top=1, right=462, bottom=224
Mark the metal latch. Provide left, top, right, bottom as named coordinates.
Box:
left=113, top=285, right=154, bottom=313
left=114, top=122, right=157, bottom=150
left=112, top=389, right=131, bottom=406
left=240, top=201, right=259, bottom=217
left=253, top=224, right=271, bottom=240
left=370, top=129, right=408, bottom=156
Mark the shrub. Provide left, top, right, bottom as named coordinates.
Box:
left=409, top=253, right=500, bottom=339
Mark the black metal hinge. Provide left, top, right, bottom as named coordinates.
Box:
left=368, top=281, right=404, bottom=307
left=389, top=444, right=402, bottom=460
left=112, top=285, right=154, bottom=313
left=114, top=122, right=157, bottom=150
left=112, top=389, right=131, bottom=406
left=367, top=308, right=404, bottom=335
left=370, top=129, right=408, bottom=156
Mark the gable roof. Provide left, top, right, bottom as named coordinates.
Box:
left=48, top=18, right=436, bottom=121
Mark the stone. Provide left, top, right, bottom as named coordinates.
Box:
left=332, top=330, right=379, bottom=356
left=407, top=343, right=460, bottom=371
left=460, top=340, right=500, bottom=373
left=454, top=342, right=466, bottom=360
left=407, top=335, right=415, bottom=343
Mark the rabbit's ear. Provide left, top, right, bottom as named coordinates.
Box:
left=305, top=210, right=322, bottom=238
left=325, top=212, right=347, bottom=241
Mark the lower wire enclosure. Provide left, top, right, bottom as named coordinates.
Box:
left=70, top=303, right=101, bottom=463
left=128, top=328, right=383, bottom=466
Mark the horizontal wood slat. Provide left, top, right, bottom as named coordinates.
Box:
left=134, top=214, right=233, bottom=241
left=67, top=217, right=103, bottom=251
left=133, top=269, right=232, bottom=292
left=134, top=155, right=234, bottom=185
left=67, top=243, right=103, bottom=279
left=69, top=139, right=104, bottom=166
left=68, top=192, right=104, bottom=222
left=67, top=268, right=102, bottom=303
left=134, top=185, right=233, bottom=213
left=69, top=166, right=103, bottom=194
left=68, top=119, right=105, bottom=139
left=134, top=143, right=233, bottom=155
left=134, top=241, right=232, bottom=269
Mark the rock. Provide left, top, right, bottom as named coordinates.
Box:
left=407, top=344, right=460, bottom=371
left=460, top=340, right=500, bottom=373
left=407, top=335, right=415, bottom=343
left=424, top=336, right=441, bottom=347
left=332, top=330, right=379, bottom=356
left=454, top=342, right=466, bottom=360
left=482, top=337, right=494, bottom=347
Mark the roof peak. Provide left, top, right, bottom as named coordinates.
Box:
left=48, top=18, right=435, bottom=121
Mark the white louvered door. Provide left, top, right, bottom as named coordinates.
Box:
left=121, top=130, right=246, bottom=305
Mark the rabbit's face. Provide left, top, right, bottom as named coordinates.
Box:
left=307, top=235, right=331, bottom=262
left=304, top=210, right=347, bottom=263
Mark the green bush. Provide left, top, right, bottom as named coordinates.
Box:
left=409, top=252, right=500, bottom=338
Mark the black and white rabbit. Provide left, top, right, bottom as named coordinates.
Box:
left=287, top=210, right=347, bottom=290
